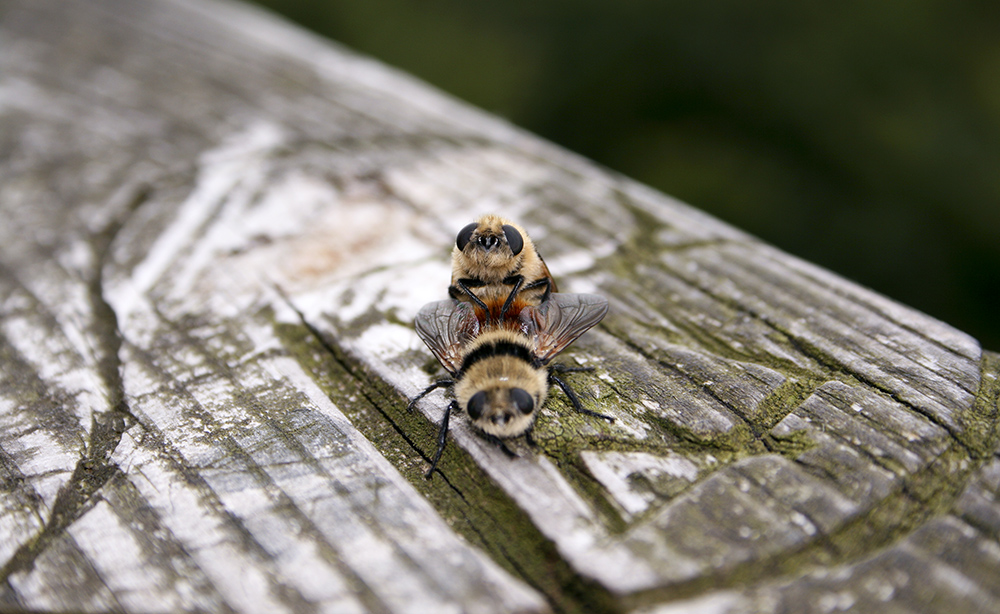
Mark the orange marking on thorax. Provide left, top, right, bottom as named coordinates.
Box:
left=473, top=297, right=530, bottom=331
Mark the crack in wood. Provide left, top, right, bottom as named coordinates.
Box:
left=0, top=185, right=149, bottom=583
left=274, top=286, right=440, bottom=472
left=122, top=321, right=396, bottom=614
left=271, top=295, right=626, bottom=613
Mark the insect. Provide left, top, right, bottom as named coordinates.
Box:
left=449, top=215, right=557, bottom=324
left=409, top=292, right=614, bottom=478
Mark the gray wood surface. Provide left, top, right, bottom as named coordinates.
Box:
left=1, top=0, right=998, bottom=612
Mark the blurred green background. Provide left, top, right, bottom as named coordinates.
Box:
left=248, top=0, right=1000, bottom=351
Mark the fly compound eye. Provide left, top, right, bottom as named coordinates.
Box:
left=510, top=388, right=534, bottom=415
left=502, top=225, right=524, bottom=256
left=456, top=222, right=478, bottom=251
left=467, top=391, right=488, bottom=420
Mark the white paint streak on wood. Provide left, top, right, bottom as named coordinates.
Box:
left=636, top=591, right=743, bottom=614
left=0, top=460, right=44, bottom=563
left=112, top=430, right=295, bottom=614
left=69, top=500, right=184, bottom=613
left=269, top=356, right=547, bottom=614
left=109, top=122, right=286, bottom=322
left=580, top=450, right=701, bottom=518
left=0, top=279, right=109, bottom=431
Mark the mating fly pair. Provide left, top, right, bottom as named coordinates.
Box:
left=410, top=214, right=614, bottom=478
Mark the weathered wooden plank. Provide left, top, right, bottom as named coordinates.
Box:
left=0, top=0, right=548, bottom=611
left=1, top=0, right=998, bottom=612
left=645, top=515, right=1000, bottom=614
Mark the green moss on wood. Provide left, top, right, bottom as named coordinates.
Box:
left=957, top=350, right=1000, bottom=458
left=273, top=316, right=622, bottom=614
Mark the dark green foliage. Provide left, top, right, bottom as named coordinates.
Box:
left=250, top=0, right=1000, bottom=349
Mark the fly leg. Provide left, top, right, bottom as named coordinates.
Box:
left=482, top=433, right=518, bottom=458
left=450, top=279, right=490, bottom=315
left=426, top=399, right=458, bottom=479
left=499, top=275, right=553, bottom=319
left=550, top=363, right=592, bottom=375
left=407, top=379, right=453, bottom=412
left=498, top=274, right=524, bottom=321
left=524, top=423, right=537, bottom=448
left=549, top=369, right=615, bottom=422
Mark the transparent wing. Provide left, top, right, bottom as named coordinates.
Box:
left=413, top=299, right=480, bottom=375
left=520, top=293, right=608, bottom=364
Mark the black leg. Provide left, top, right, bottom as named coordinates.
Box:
left=499, top=275, right=524, bottom=321
left=483, top=433, right=518, bottom=458
left=550, top=363, right=593, bottom=375
left=454, top=280, right=490, bottom=315
left=507, top=277, right=551, bottom=315
left=425, top=400, right=457, bottom=479
left=499, top=276, right=553, bottom=320
left=521, top=277, right=551, bottom=295
left=407, top=379, right=453, bottom=411
left=524, top=424, right=537, bottom=448
left=549, top=372, right=615, bottom=422
left=539, top=277, right=552, bottom=302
